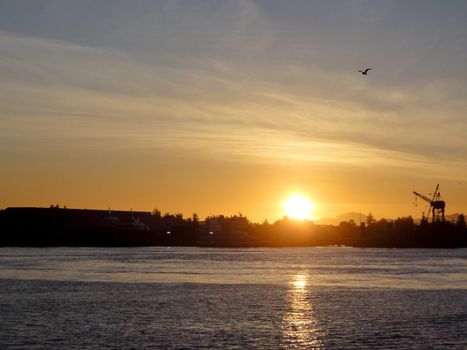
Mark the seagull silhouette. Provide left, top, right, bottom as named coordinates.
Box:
left=358, top=68, right=372, bottom=75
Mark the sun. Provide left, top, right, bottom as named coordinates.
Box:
left=283, top=194, right=315, bottom=221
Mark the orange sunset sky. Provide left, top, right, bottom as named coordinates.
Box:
left=1, top=1, right=466, bottom=222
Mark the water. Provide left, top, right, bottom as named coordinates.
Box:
left=0, top=247, right=466, bottom=349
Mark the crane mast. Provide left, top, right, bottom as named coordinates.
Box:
left=412, top=184, right=445, bottom=223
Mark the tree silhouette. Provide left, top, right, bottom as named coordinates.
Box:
left=366, top=212, right=375, bottom=226
left=456, top=214, right=466, bottom=229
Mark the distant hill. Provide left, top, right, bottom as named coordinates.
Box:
left=316, top=212, right=464, bottom=226
left=315, top=212, right=366, bottom=226
left=411, top=213, right=463, bottom=224
left=439, top=213, right=463, bottom=224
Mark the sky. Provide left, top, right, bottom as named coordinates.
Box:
left=0, top=0, right=466, bottom=222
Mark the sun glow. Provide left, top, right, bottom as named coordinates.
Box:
left=283, top=194, right=315, bottom=221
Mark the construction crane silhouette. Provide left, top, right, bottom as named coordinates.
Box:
left=413, top=184, right=445, bottom=223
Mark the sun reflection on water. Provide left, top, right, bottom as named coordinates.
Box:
left=293, top=274, right=308, bottom=289
left=282, top=273, right=324, bottom=349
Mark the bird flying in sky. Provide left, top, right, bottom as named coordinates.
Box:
left=358, top=68, right=372, bottom=75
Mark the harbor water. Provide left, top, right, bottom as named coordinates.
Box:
left=1, top=247, right=466, bottom=349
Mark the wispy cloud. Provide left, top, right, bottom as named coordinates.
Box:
left=0, top=1, right=466, bottom=179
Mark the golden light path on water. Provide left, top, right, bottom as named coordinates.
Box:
left=282, top=273, right=324, bottom=349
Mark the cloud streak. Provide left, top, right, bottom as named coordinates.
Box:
left=1, top=1, right=466, bottom=184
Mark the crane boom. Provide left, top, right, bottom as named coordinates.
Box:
left=431, top=184, right=440, bottom=202
left=413, top=191, right=432, bottom=204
